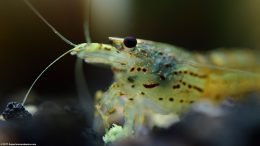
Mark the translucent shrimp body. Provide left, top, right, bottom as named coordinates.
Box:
left=21, top=0, right=260, bottom=142
left=71, top=37, right=260, bottom=142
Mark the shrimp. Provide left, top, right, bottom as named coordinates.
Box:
left=70, top=37, right=260, bottom=142
left=21, top=0, right=260, bottom=143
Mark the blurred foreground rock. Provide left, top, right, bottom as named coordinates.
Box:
left=1, top=93, right=260, bottom=146
left=114, top=93, right=260, bottom=146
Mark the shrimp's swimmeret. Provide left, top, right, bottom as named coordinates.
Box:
left=70, top=37, right=260, bottom=142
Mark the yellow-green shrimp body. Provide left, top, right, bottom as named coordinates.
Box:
left=71, top=37, right=260, bottom=142
left=20, top=0, right=260, bottom=142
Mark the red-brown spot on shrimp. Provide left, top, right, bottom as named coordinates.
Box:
left=130, top=67, right=135, bottom=72
left=189, top=72, right=196, bottom=76
left=189, top=71, right=207, bottom=78
left=112, top=84, right=117, bottom=88
left=143, top=83, right=160, bottom=88
left=164, top=64, right=171, bottom=68
left=192, top=86, right=204, bottom=93
left=185, top=84, right=204, bottom=93
left=129, top=98, right=134, bottom=101
left=179, top=80, right=187, bottom=86
left=112, top=67, right=124, bottom=72
left=127, top=77, right=135, bottom=83
left=104, top=47, right=111, bottom=51
left=142, top=68, right=147, bottom=72
left=172, top=84, right=180, bottom=89
left=119, top=92, right=125, bottom=96
left=198, top=74, right=208, bottom=78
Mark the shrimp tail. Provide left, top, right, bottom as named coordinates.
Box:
left=192, top=48, right=260, bottom=102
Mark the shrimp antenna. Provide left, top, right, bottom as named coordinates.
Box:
left=22, top=49, right=75, bottom=105
left=84, top=0, right=92, bottom=43
left=22, top=0, right=79, bottom=105
left=75, top=0, right=93, bottom=123
left=23, top=0, right=76, bottom=47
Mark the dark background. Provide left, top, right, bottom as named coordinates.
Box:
left=0, top=0, right=260, bottom=102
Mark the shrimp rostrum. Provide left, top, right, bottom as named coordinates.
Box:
left=70, top=37, right=260, bottom=142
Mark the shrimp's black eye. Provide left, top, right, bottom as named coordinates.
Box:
left=123, top=36, right=137, bottom=48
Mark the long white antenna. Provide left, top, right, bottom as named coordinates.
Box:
left=84, top=0, right=92, bottom=43
left=75, top=0, right=93, bottom=123
left=22, top=49, right=75, bottom=105
left=23, top=0, right=76, bottom=47
left=22, top=0, right=79, bottom=105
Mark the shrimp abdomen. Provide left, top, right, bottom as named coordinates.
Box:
left=196, top=49, right=260, bottom=102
